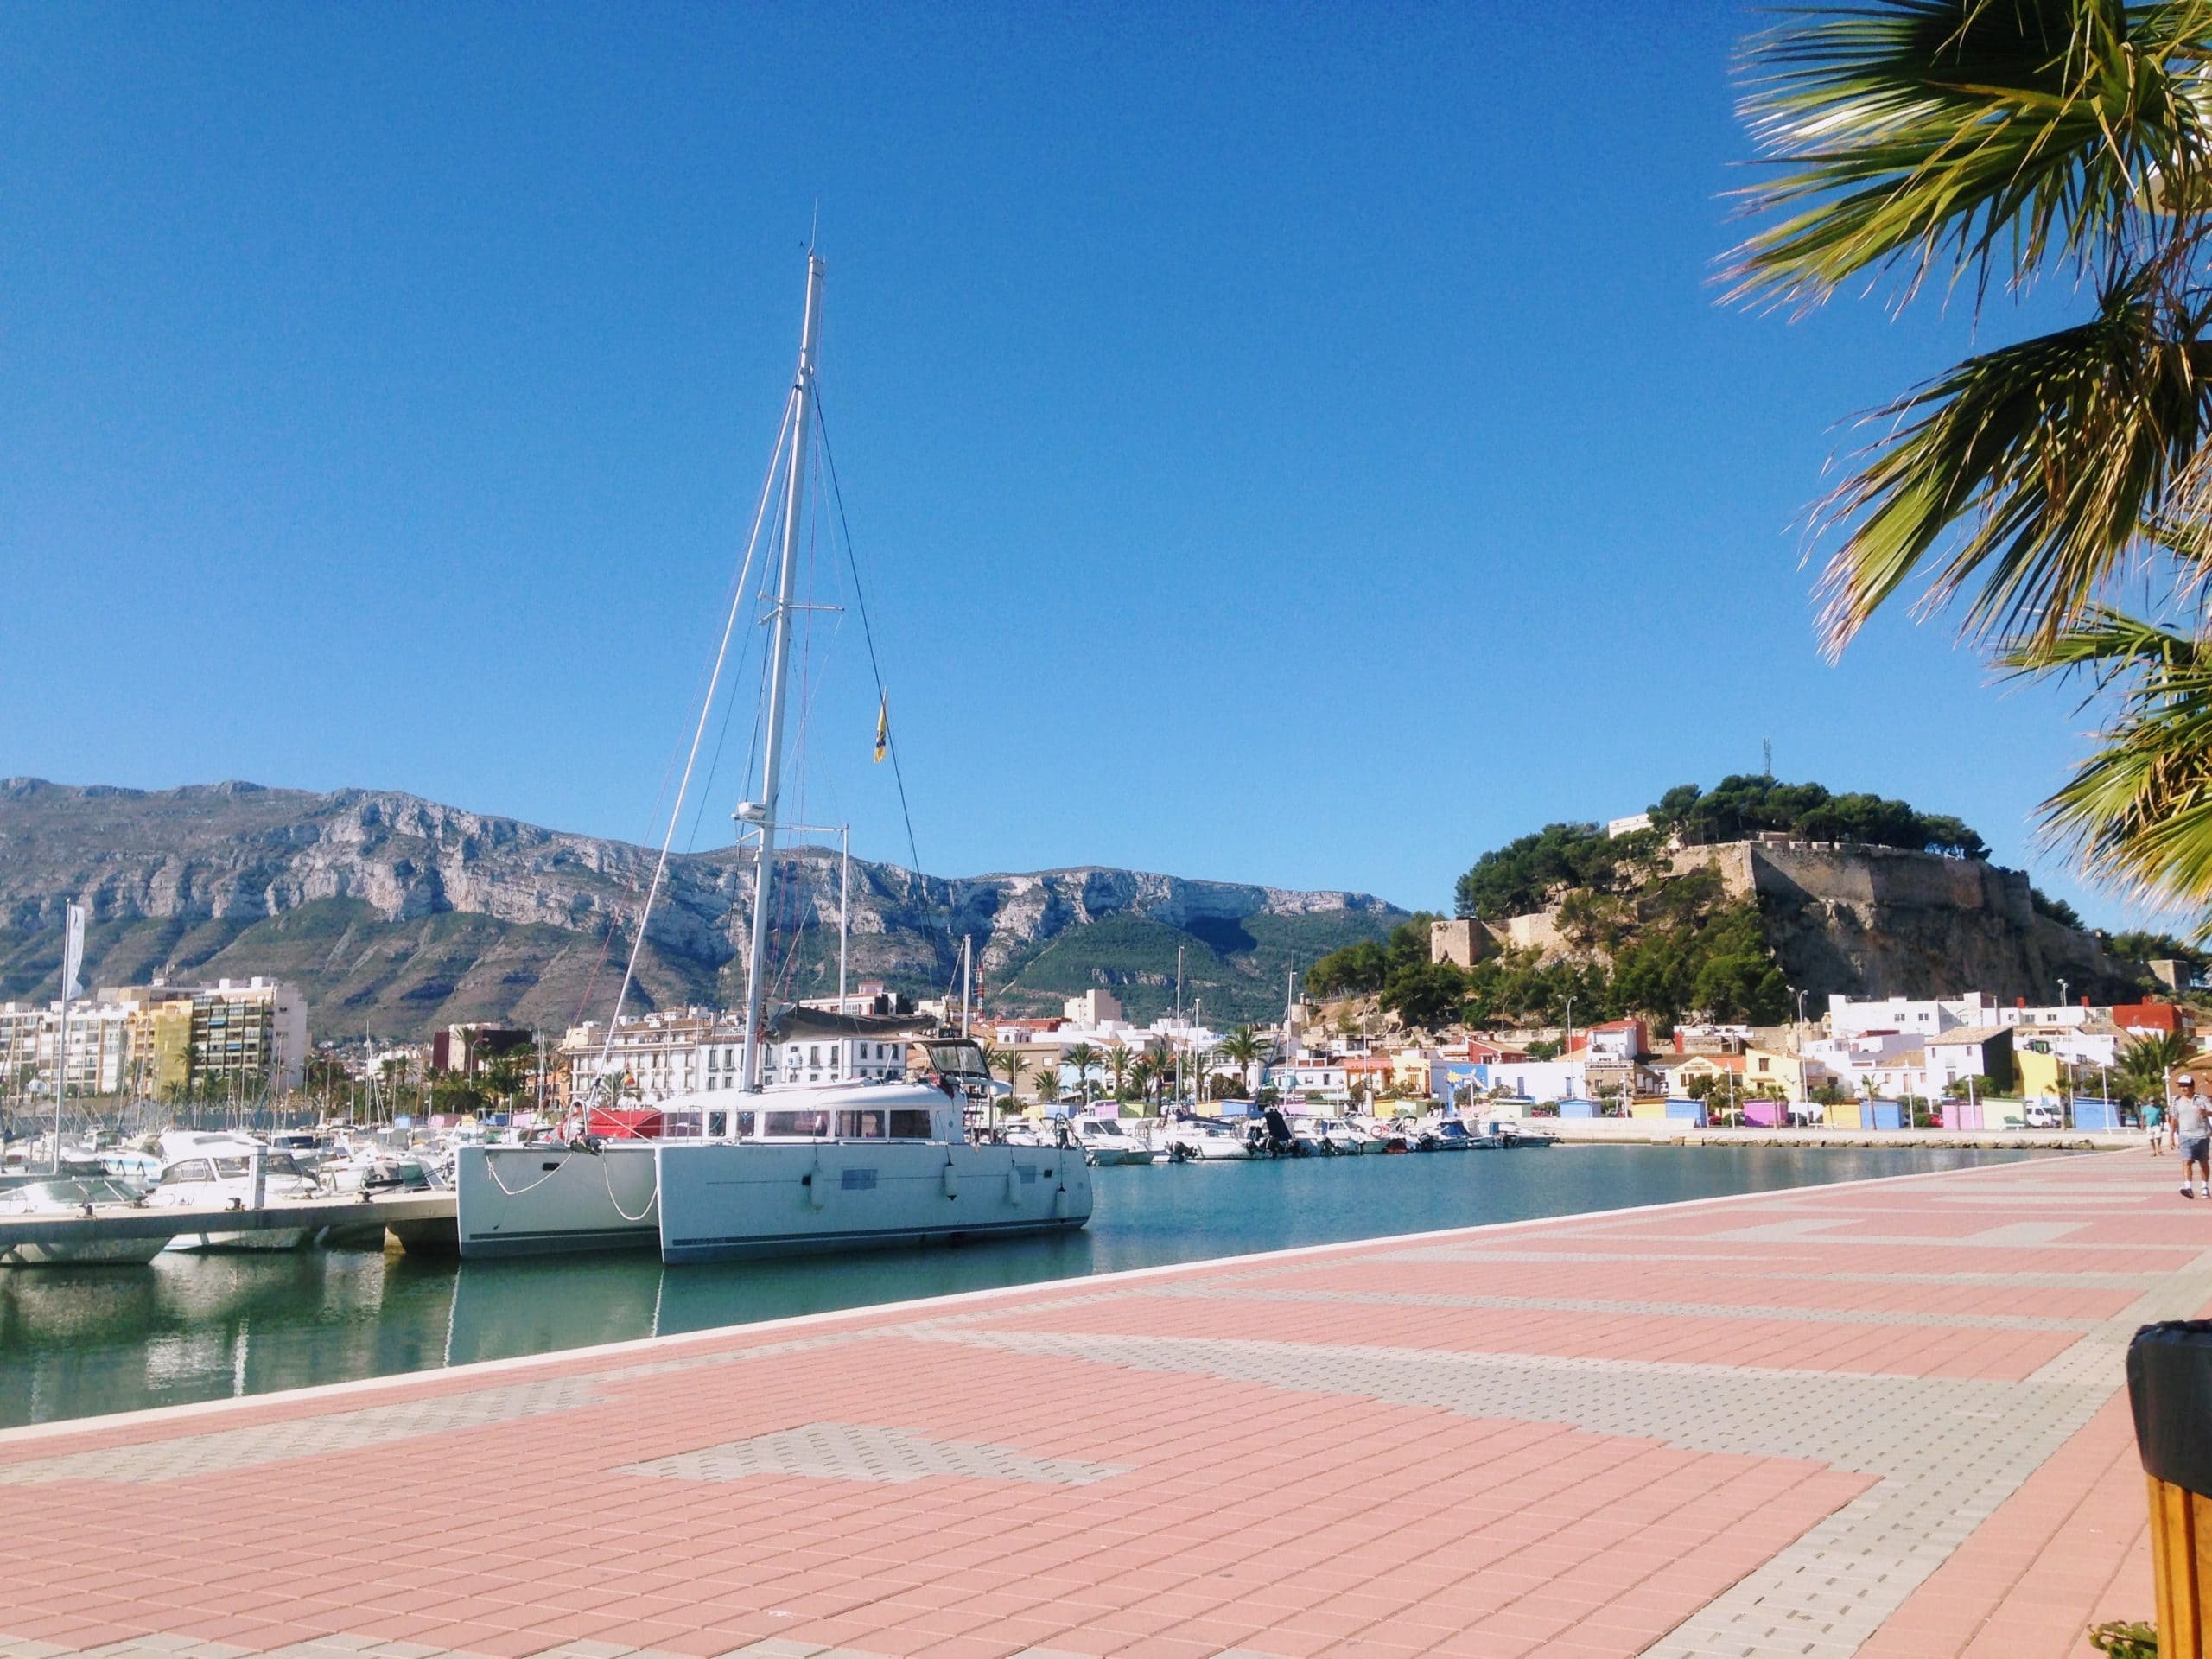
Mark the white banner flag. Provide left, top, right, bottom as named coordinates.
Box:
left=61, top=902, right=85, bottom=1002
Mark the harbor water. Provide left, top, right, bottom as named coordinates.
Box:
left=0, top=1143, right=2041, bottom=1428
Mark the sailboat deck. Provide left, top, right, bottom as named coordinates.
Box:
left=0, top=1149, right=2194, bottom=1659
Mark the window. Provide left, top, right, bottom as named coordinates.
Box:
left=764, top=1109, right=831, bottom=1137
left=889, top=1109, right=934, bottom=1139
left=809, top=1046, right=822, bottom=1066
left=836, top=1111, right=885, bottom=1138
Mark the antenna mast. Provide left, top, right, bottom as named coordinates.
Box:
left=736, top=253, right=826, bottom=1110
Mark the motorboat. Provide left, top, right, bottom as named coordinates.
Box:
left=1076, top=1116, right=1157, bottom=1166
left=1292, top=1116, right=1369, bottom=1156
left=1160, top=1117, right=1251, bottom=1161
left=1351, top=1116, right=1410, bottom=1153
left=1484, top=1117, right=1557, bottom=1148
left=144, top=1135, right=323, bottom=1251
left=0, top=1177, right=168, bottom=1266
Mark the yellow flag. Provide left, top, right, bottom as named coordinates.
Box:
left=874, top=694, right=889, bottom=763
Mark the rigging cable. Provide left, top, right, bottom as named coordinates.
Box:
left=594, top=385, right=797, bottom=1086
left=810, top=389, right=923, bottom=880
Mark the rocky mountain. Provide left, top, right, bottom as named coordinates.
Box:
left=0, top=780, right=1405, bottom=1037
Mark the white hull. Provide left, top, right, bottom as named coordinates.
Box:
left=657, top=1139, right=1090, bottom=1263
left=455, top=1143, right=663, bottom=1258
left=457, top=1135, right=1093, bottom=1262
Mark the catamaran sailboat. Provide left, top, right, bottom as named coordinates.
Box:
left=455, top=253, right=1093, bottom=1262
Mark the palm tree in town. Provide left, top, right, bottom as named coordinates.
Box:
left=990, top=1046, right=1028, bottom=1093
left=1142, top=1038, right=1175, bottom=1111
left=1031, top=1057, right=1061, bottom=1103
left=2120, top=1029, right=2198, bottom=1103
left=1102, top=1042, right=1134, bottom=1104
left=1128, top=1054, right=1164, bottom=1115
left=1064, top=1042, right=1100, bottom=1108
left=1732, top=2, right=2212, bottom=916
left=1218, top=1024, right=1270, bottom=1094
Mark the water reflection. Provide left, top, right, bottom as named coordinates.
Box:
left=0, top=1145, right=2043, bottom=1428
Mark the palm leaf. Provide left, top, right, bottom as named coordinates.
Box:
left=1732, top=0, right=2212, bottom=310
left=2012, top=606, right=2212, bottom=912
left=1815, top=278, right=2212, bottom=651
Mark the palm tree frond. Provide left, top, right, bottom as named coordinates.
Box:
left=1815, top=283, right=2212, bottom=652
left=1731, top=0, right=2212, bottom=309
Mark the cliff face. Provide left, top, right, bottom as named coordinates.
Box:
left=0, top=779, right=1402, bottom=1035
left=1674, top=842, right=2133, bottom=1004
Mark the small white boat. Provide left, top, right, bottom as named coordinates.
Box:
left=1292, top=1115, right=1370, bottom=1156
left=1162, top=1119, right=1251, bottom=1161
left=0, top=1177, right=168, bottom=1267
left=145, top=1135, right=323, bottom=1251
left=1076, top=1117, right=1158, bottom=1166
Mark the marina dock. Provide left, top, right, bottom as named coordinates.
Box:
left=0, top=1151, right=2195, bottom=1659
left=0, top=1192, right=457, bottom=1254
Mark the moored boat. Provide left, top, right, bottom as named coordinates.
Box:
left=0, top=1177, right=168, bottom=1267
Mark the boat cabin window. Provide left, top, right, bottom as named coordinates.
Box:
left=890, top=1109, right=933, bottom=1138
left=162, top=1160, right=215, bottom=1184
left=837, top=1110, right=885, bottom=1138
left=763, top=1109, right=831, bottom=1137
left=925, top=1040, right=988, bottom=1078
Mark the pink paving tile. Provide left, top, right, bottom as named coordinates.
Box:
left=0, top=1149, right=2196, bottom=1659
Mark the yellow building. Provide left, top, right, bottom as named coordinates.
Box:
left=1745, top=1045, right=1830, bottom=1100
left=2016, top=1049, right=2064, bottom=1101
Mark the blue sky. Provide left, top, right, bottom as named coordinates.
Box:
left=0, top=4, right=2161, bottom=928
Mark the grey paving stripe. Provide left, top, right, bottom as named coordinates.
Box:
left=0, top=1377, right=609, bottom=1484
left=1381, top=1246, right=1778, bottom=1265
left=616, top=1421, right=1128, bottom=1486
left=1144, top=1282, right=2092, bottom=1332
left=908, top=1244, right=2212, bottom=1659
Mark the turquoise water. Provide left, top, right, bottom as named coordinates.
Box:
left=0, top=1145, right=2042, bottom=1428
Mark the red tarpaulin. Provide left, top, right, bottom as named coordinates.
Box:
left=585, top=1107, right=668, bottom=1140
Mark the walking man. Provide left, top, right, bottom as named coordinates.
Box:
left=2177, top=1076, right=2211, bottom=1200
left=2148, top=1096, right=2165, bottom=1155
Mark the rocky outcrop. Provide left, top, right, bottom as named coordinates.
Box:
left=0, top=779, right=1402, bottom=1035
left=1653, top=840, right=2131, bottom=1002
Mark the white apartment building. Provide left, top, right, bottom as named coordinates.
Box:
left=564, top=1009, right=918, bottom=1101
left=0, top=977, right=307, bottom=1097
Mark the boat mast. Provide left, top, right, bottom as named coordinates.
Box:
left=736, top=252, right=825, bottom=1116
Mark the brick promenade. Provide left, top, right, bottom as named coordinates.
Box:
left=0, top=1150, right=2202, bottom=1659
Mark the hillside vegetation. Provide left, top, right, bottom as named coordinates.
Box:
left=1316, top=777, right=2129, bottom=1035
left=1453, top=776, right=1986, bottom=921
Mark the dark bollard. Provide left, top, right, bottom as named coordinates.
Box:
left=2128, top=1321, right=2212, bottom=1656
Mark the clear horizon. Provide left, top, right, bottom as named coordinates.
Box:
left=1, top=5, right=2170, bottom=931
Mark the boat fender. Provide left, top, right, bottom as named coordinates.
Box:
left=1052, top=1184, right=1067, bottom=1218
left=1004, top=1168, right=1020, bottom=1206
left=807, top=1157, right=828, bottom=1211
left=942, top=1159, right=959, bottom=1200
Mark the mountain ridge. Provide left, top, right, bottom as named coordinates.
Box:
left=0, top=779, right=1407, bottom=1035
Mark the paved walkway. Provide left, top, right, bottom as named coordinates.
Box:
left=1, top=1151, right=2202, bottom=1659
